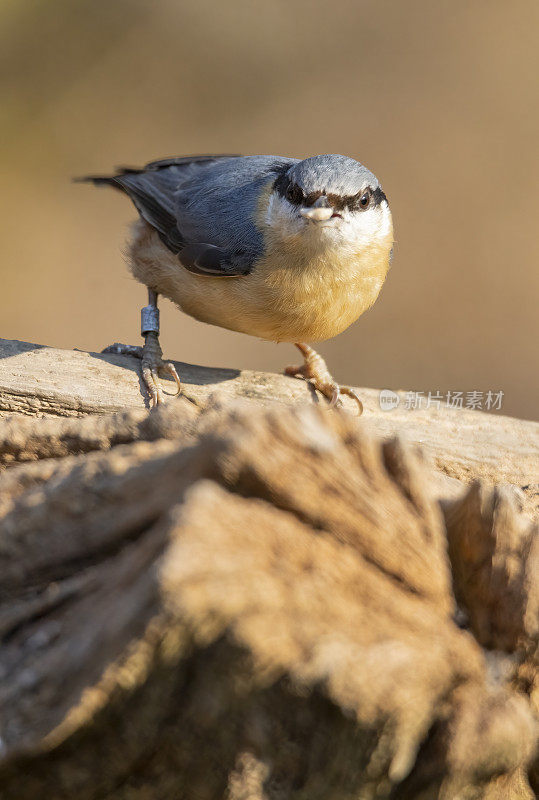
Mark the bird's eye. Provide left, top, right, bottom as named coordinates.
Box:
left=358, top=188, right=372, bottom=210
left=286, top=183, right=304, bottom=205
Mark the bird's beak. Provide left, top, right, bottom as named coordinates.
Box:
left=299, top=195, right=334, bottom=222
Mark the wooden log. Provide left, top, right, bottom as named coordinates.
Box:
left=0, top=338, right=537, bottom=503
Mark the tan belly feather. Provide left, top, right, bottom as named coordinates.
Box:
left=127, top=220, right=392, bottom=343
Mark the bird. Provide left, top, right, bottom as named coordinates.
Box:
left=79, top=154, right=393, bottom=412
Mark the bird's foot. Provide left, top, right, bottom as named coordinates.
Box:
left=140, top=332, right=181, bottom=406
left=285, top=342, right=363, bottom=415
left=102, top=335, right=181, bottom=407
left=102, top=343, right=144, bottom=358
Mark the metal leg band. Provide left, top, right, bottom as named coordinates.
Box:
left=141, top=305, right=160, bottom=336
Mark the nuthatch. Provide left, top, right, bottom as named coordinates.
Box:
left=81, top=154, right=393, bottom=412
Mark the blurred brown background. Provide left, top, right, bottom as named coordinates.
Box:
left=1, top=0, right=537, bottom=420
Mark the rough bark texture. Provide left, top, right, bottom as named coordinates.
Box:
left=0, top=338, right=537, bottom=799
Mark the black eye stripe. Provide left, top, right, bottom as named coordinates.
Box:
left=346, top=187, right=387, bottom=211
left=285, top=183, right=304, bottom=204
left=272, top=166, right=292, bottom=197
left=372, top=186, right=387, bottom=206
left=273, top=176, right=388, bottom=209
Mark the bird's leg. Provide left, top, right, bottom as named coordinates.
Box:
left=139, top=290, right=181, bottom=407
left=102, top=289, right=181, bottom=407
left=284, top=342, right=363, bottom=415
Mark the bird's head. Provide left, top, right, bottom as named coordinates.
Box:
left=268, top=154, right=392, bottom=251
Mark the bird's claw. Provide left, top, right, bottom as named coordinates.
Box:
left=103, top=338, right=181, bottom=408
left=329, top=385, right=363, bottom=415
left=142, top=353, right=181, bottom=408
left=285, top=343, right=363, bottom=416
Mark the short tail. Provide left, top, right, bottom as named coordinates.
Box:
left=73, top=174, right=126, bottom=190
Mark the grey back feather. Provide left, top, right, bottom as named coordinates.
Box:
left=174, top=156, right=295, bottom=258
left=78, top=155, right=244, bottom=254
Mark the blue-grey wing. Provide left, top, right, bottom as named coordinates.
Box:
left=79, top=154, right=295, bottom=277
left=173, top=155, right=295, bottom=261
